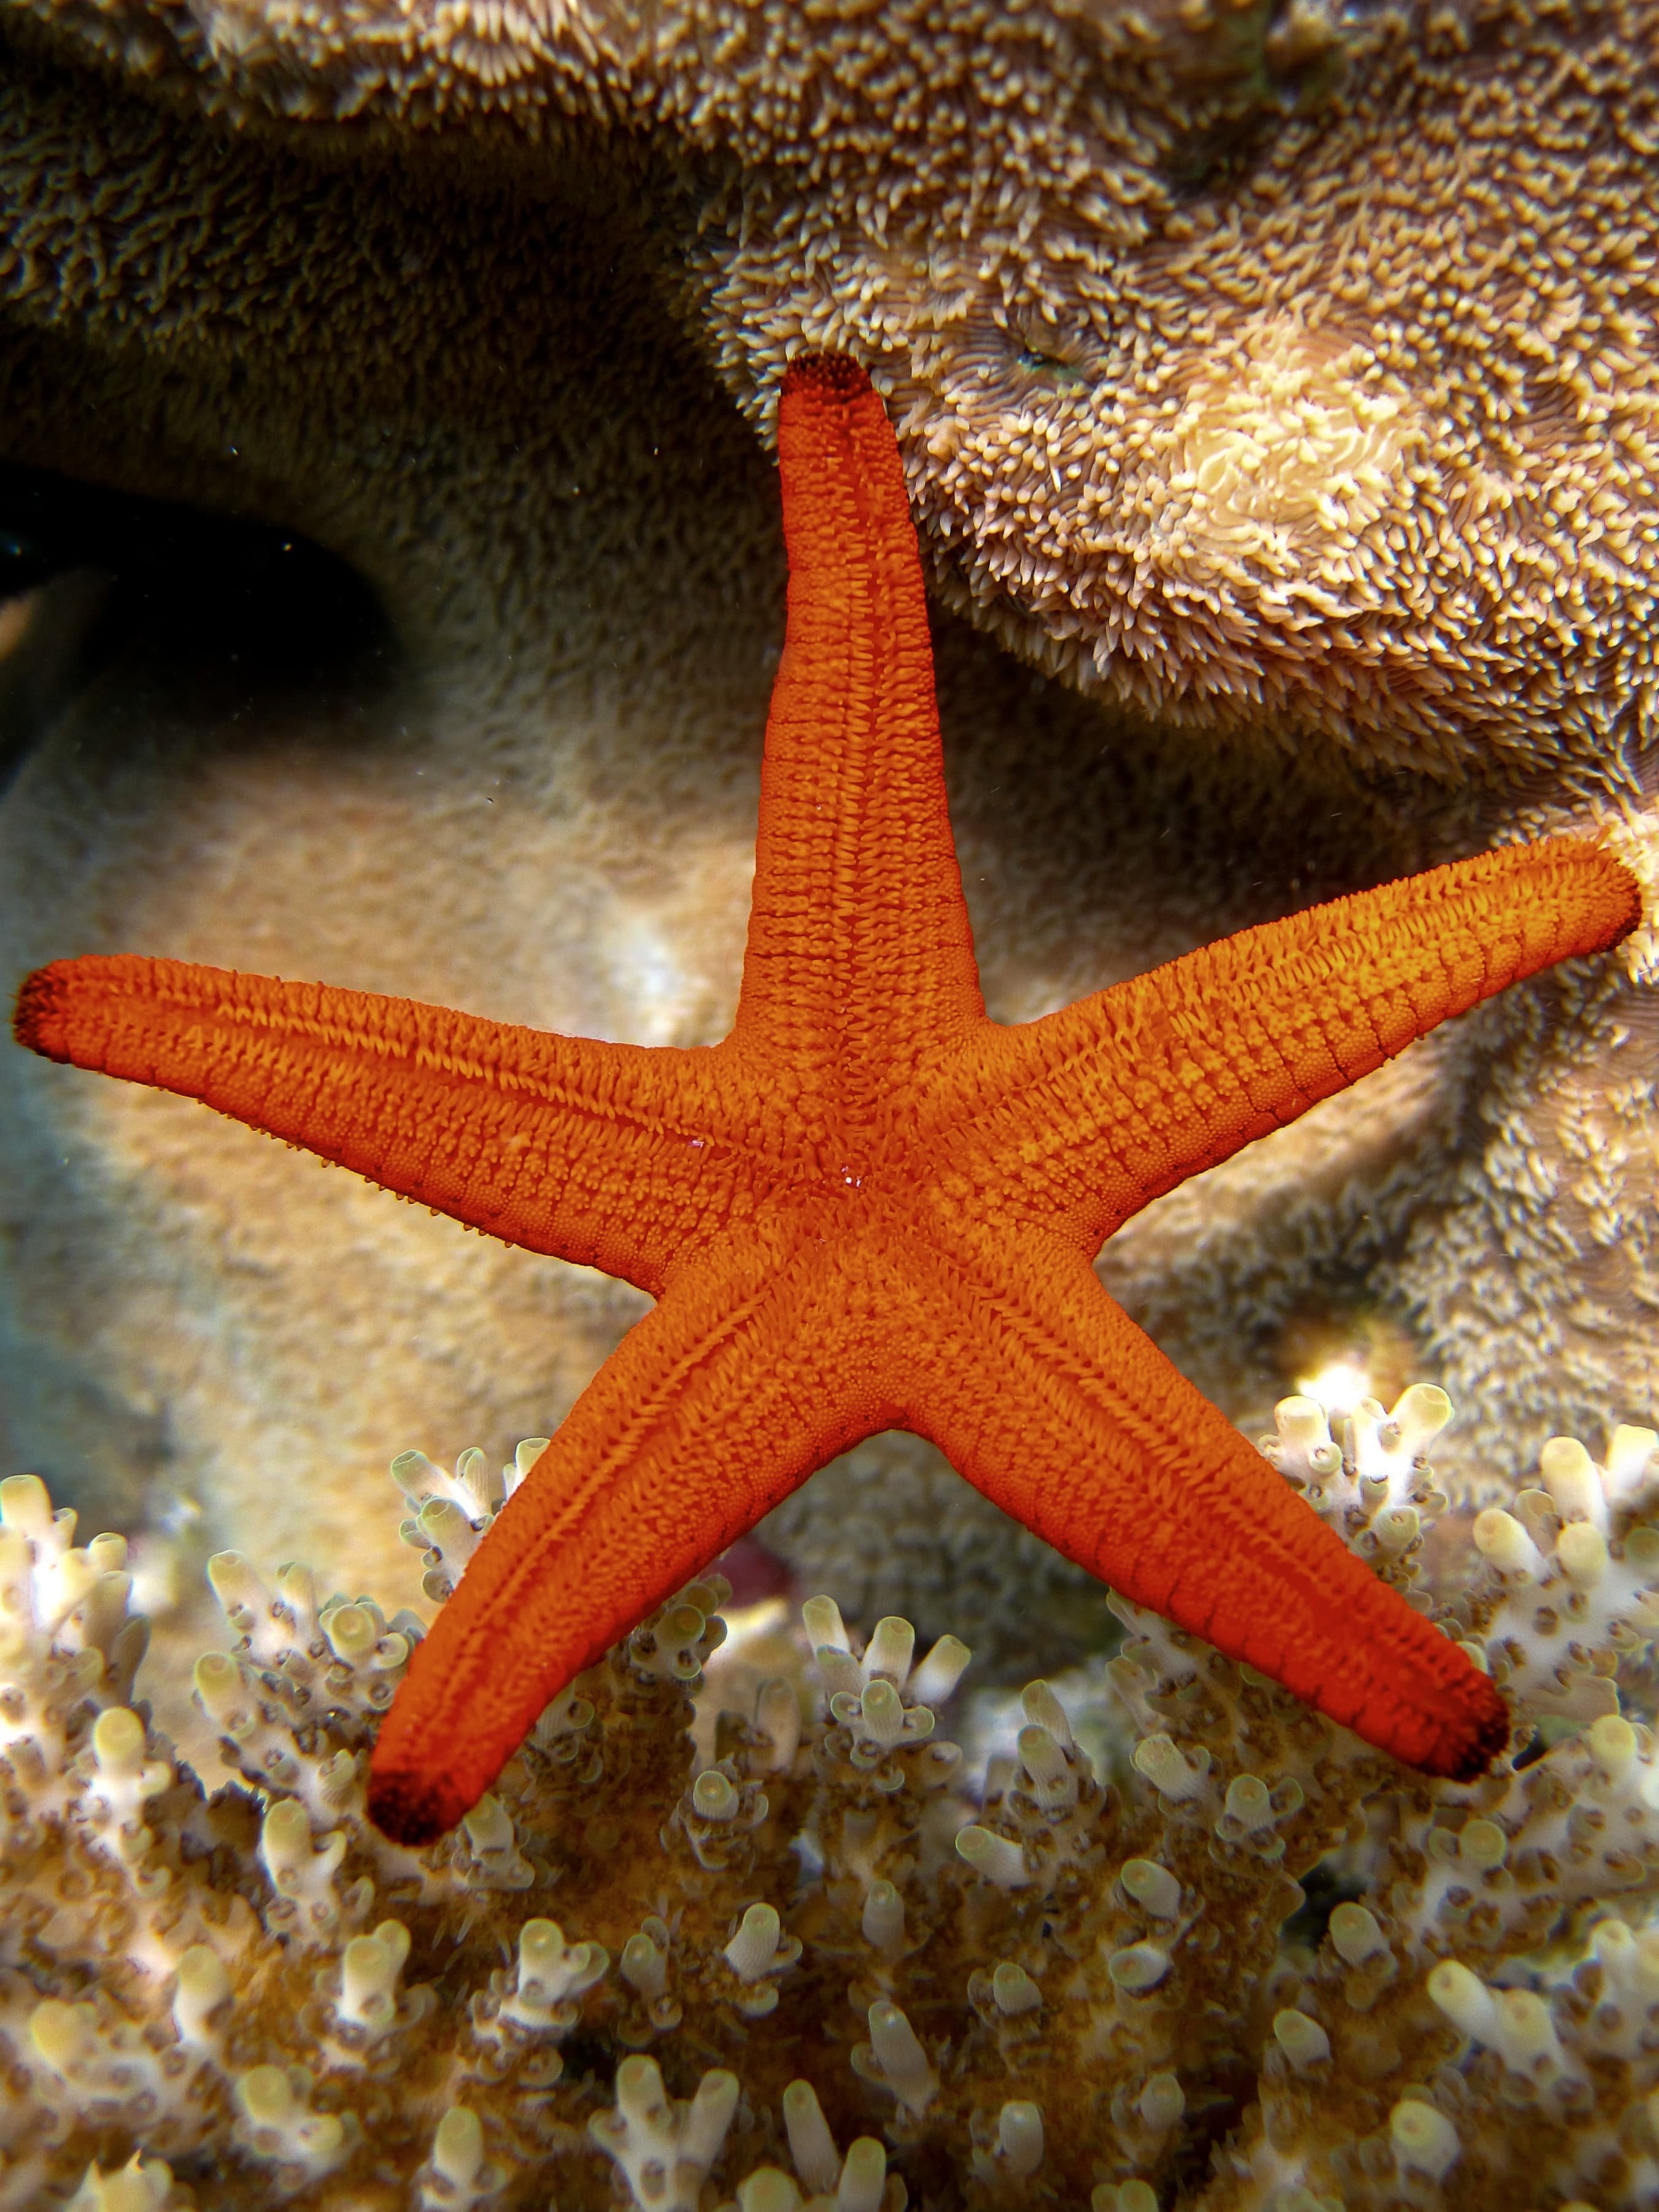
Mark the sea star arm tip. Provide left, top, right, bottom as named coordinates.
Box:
left=10, top=951, right=768, bottom=1296
left=367, top=1233, right=888, bottom=1832
left=973, top=834, right=1642, bottom=1249
left=900, top=1232, right=1513, bottom=1781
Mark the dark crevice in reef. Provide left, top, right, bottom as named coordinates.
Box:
left=0, top=462, right=391, bottom=793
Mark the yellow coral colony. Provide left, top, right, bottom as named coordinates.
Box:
left=4, top=1387, right=1659, bottom=2207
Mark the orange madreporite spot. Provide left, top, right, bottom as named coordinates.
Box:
left=15, top=352, right=1641, bottom=1844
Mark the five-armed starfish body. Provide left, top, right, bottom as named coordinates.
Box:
left=15, top=358, right=1639, bottom=1843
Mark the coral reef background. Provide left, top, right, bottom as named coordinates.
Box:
left=4, top=1382, right=1659, bottom=2208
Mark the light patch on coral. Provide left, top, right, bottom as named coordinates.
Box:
left=1153, top=320, right=1414, bottom=586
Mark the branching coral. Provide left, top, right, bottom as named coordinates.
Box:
left=4, top=1387, right=1659, bottom=2207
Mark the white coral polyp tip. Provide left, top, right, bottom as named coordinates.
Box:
left=1539, top=1435, right=1605, bottom=1526
left=592, top=2044, right=734, bottom=2203
left=991, top=1961, right=1042, bottom=2016
left=462, top=1794, right=516, bottom=1856
left=1019, top=1678, right=1075, bottom=1750
left=860, top=1879, right=905, bottom=1955
left=235, top=2065, right=348, bottom=2172
left=339, top=1921, right=411, bottom=2030
left=1016, top=1721, right=1070, bottom=1791
left=31, top=1998, right=98, bottom=2073
left=863, top=1615, right=915, bottom=1684
left=800, top=1595, right=849, bottom=1654
left=431, top=2106, right=485, bottom=2187
left=207, top=1551, right=267, bottom=1626
left=517, top=1919, right=606, bottom=2008
left=1459, top=1817, right=1507, bottom=1870
left=1272, top=2008, right=1331, bottom=2071
left=835, top=2138, right=886, bottom=2212
left=692, top=1768, right=741, bottom=1820
left=1493, top=1989, right=1568, bottom=2078
left=1107, top=1943, right=1171, bottom=1994
left=1374, top=1504, right=1420, bottom=1554
left=420, top=2103, right=505, bottom=2207
left=1606, top=1425, right=1659, bottom=1502
left=954, top=1825, right=1029, bottom=1887
left=620, top=1931, right=668, bottom=2000
left=908, top=1633, right=971, bottom=1707
left=856, top=1678, right=908, bottom=1746
left=1588, top=1714, right=1637, bottom=1779
left=737, top=2172, right=802, bottom=2212
left=1092, top=2187, right=1159, bottom=2212
left=1221, top=1775, right=1273, bottom=1832
left=1472, top=1506, right=1544, bottom=1579
left=1390, top=1383, right=1453, bottom=1456
left=390, top=1449, right=444, bottom=1502
left=1390, top=2098, right=1460, bottom=2182
left=90, top=1706, right=137, bottom=1767
left=511, top=1437, right=549, bottom=1489
left=1134, top=1734, right=1208, bottom=1803
left=782, top=2079, right=840, bottom=2195
left=1275, top=1395, right=1332, bottom=1452
left=996, top=2102, right=1043, bottom=2178
left=683, top=2068, right=741, bottom=2160
left=1138, top=2071, right=1184, bottom=2130
left=0, top=1471, right=55, bottom=1540
left=322, top=1603, right=378, bottom=1663
left=1328, top=1902, right=1388, bottom=1967
left=1428, top=1959, right=1499, bottom=2043
left=172, top=1944, right=231, bottom=2043
left=725, top=1903, right=783, bottom=1982
left=865, top=2000, right=937, bottom=2113
left=1121, top=1859, right=1183, bottom=1919
left=66, top=2156, right=174, bottom=2212
left=1557, top=1520, right=1610, bottom=1587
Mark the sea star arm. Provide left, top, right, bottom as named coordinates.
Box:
left=12, top=955, right=768, bottom=1297
left=963, top=836, right=1640, bottom=1249
left=899, top=1227, right=1509, bottom=1778
left=367, top=1219, right=889, bottom=1841
left=730, top=355, right=986, bottom=1125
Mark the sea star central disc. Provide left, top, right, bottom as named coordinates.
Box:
left=15, top=355, right=1640, bottom=1843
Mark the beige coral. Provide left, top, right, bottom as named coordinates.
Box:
left=14, top=0, right=1659, bottom=774
left=4, top=1381, right=1659, bottom=2206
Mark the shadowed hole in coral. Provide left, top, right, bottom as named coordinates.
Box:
left=0, top=461, right=392, bottom=791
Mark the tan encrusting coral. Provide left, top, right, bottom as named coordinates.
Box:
left=11, top=0, right=1659, bottom=776
left=5, top=1381, right=1659, bottom=2207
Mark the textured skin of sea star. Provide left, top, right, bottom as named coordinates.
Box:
left=13, top=356, right=1640, bottom=1843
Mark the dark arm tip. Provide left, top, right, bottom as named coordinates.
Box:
left=366, top=1765, right=468, bottom=1847
left=12, top=963, right=72, bottom=1062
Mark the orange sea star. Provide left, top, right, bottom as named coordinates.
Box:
left=14, top=356, right=1641, bottom=1844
